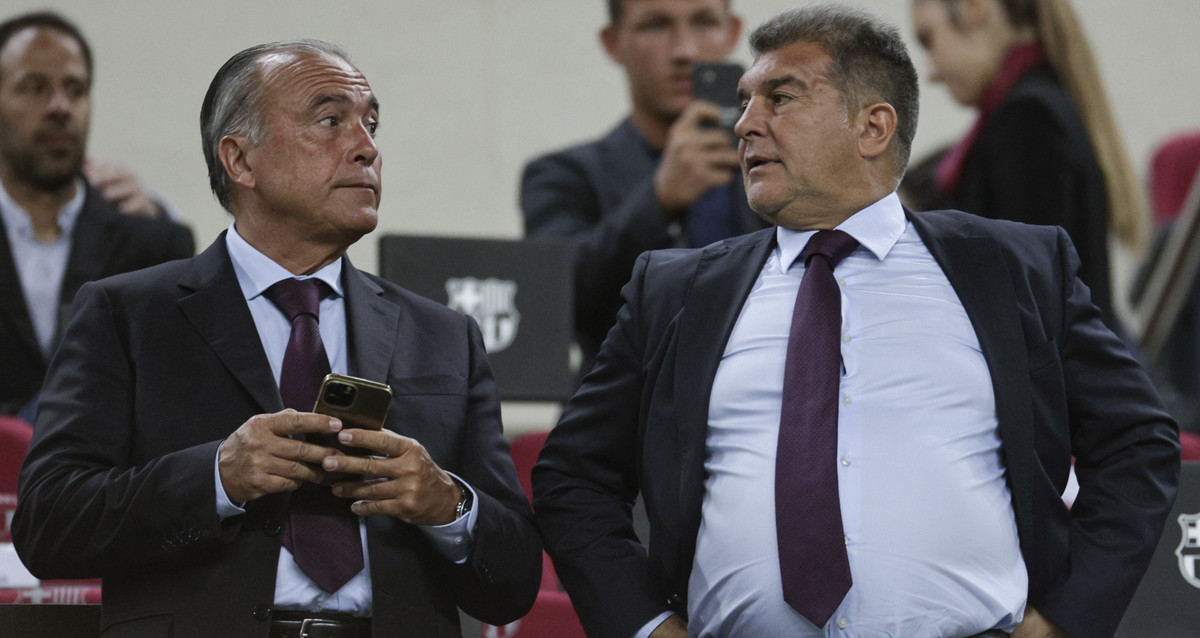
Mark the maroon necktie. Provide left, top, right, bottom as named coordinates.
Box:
left=263, top=278, right=363, bottom=593
left=776, top=229, right=858, bottom=627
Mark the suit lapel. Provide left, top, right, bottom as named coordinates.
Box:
left=674, top=231, right=775, bottom=535
left=0, top=219, right=41, bottom=363
left=341, top=258, right=398, bottom=382
left=908, top=211, right=1035, bottom=543
left=177, top=233, right=283, bottom=414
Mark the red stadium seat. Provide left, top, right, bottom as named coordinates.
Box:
left=481, top=590, right=586, bottom=638
left=0, top=415, right=33, bottom=543
left=1181, top=430, right=1200, bottom=461
left=1150, top=130, right=1200, bottom=226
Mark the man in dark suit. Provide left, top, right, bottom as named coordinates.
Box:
left=0, top=11, right=194, bottom=418
left=534, top=6, right=1178, bottom=638
left=14, top=40, right=540, bottom=636
left=522, top=0, right=768, bottom=376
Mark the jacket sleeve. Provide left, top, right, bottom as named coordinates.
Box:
left=533, top=252, right=674, bottom=638
left=13, top=282, right=232, bottom=579
left=443, top=318, right=543, bottom=624
left=1033, top=227, right=1180, bottom=638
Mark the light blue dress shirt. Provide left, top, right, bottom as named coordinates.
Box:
left=639, top=193, right=1027, bottom=638
left=213, top=224, right=478, bottom=616
left=0, top=179, right=85, bottom=357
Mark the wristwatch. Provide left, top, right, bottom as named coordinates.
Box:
left=453, top=479, right=473, bottom=521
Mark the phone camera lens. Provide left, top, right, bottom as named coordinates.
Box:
left=324, top=382, right=357, bottom=408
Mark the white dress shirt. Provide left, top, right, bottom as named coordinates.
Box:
left=0, top=179, right=85, bottom=356
left=682, top=194, right=1027, bottom=637
left=212, top=224, right=477, bottom=615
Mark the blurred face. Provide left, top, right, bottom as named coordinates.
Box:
left=603, top=0, right=740, bottom=123
left=0, top=27, right=90, bottom=191
left=734, top=41, right=861, bottom=229
left=911, top=0, right=998, bottom=106
left=237, top=52, right=381, bottom=248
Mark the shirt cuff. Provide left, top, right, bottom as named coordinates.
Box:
left=634, top=612, right=677, bottom=638
left=417, top=472, right=478, bottom=564
left=214, top=441, right=246, bottom=520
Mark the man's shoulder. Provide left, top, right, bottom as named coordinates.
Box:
left=911, top=208, right=1066, bottom=259
left=524, top=119, right=643, bottom=173
left=80, top=186, right=195, bottom=253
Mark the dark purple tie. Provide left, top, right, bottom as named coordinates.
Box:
left=776, top=229, right=859, bottom=627
left=263, top=278, right=363, bottom=593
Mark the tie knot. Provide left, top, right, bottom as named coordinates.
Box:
left=801, top=230, right=859, bottom=269
left=264, top=278, right=328, bottom=322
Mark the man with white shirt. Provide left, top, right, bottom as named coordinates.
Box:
left=13, top=40, right=540, bottom=636
left=0, top=11, right=193, bottom=419
left=533, top=5, right=1179, bottom=638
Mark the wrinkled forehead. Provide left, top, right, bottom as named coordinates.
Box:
left=739, top=40, right=833, bottom=94
left=257, top=50, right=374, bottom=112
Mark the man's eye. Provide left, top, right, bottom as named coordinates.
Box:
left=366, top=121, right=379, bottom=136
left=321, top=116, right=338, bottom=128
left=772, top=94, right=792, bottom=106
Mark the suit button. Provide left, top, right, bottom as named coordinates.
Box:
left=252, top=603, right=271, bottom=621
left=262, top=519, right=282, bottom=536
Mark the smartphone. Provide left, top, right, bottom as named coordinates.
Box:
left=311, top=373, right=393, bottom=481
left=693, top=61, right=745, bottom=140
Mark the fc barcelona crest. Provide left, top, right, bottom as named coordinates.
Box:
left=446, top=277, right=521, bottom=353
left=1177, top=511, right=1200, bottom=589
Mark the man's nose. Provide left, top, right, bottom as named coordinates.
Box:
left=350, top=123, right=379, bottom=166
left=734, top=96, right=765, bottom=140
left=45, top=85, right=73, bottom=116
left=671, top=25, right=702, bottom=62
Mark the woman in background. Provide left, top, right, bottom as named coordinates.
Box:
left=911, top=0, right=1147, bottom=322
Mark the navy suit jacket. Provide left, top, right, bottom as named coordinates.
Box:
left=522, top=118, right=768, bottom=373
left=14, top=234, right=541, bottom=637
left=0, top=184, right=194, bottom=414
left=533, top=210, right=1179, bottom=638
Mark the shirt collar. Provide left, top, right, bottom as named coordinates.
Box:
left=0, top=178, right=87, bottom=241
left=775, top=192, right=906, bottom=272
left=224, top=223, right=344, bottom=301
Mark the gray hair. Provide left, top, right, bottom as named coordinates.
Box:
left=750, top=3, right=919, bottom=171
left=199, top=39, right=352, bottom=212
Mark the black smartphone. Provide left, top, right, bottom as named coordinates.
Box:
left=311, top=373, right=393, bottom=481
left=693, top=61, right=745, bottom=140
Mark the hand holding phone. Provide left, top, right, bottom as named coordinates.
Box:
left=312, top=373, right=393, bottom=482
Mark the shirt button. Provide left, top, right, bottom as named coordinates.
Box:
left=843, top=395, right=852, bottom=405
left=844, top=535, right=850, bottom=544
left=838, top=618, right=849, bottom=629
left=840, top=457, right=851, bottom=467
left=841, top=334, right=851, bottom=342
left=837, top=279, right=847, bottom=286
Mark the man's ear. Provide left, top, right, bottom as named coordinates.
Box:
left=856, top=102, right=898, bottom=161
left=218, top=135, right=255, bottom=191
left=600, top=24, right=622, bottom=64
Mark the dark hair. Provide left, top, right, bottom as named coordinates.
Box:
left=200, top=40, right=351, bottom=212
left=607, top=0, right=731, bottom=25
left=750, top=3, right=919, bottom=171
left=0, top=11, right=93, bottom=83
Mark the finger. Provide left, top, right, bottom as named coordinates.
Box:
left=267, top=409, right=342, bottom=436
left=331, top=476, right=390, bottom=500
left=261, top=455, right=326, bottom=484
left=278, top=437, right=342, bottom=465
left=677, top=100, right=723, bottom=128
left=336, top=428, right=414, bottom=457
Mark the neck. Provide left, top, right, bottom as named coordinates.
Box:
left=775, top=182, right=895, bottom=232
left=233, top=212, right=348, bottom=276
left=629, top=105, right=675, bottom=149
left=0, top=167, right=78, bottom=241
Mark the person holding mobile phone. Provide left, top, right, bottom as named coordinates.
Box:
left=521, top=0, right=770, bottom=379
left=13, top=40, right=541, bottom=637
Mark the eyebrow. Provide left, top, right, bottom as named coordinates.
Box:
left=737, top=75, right=808, bottom=103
